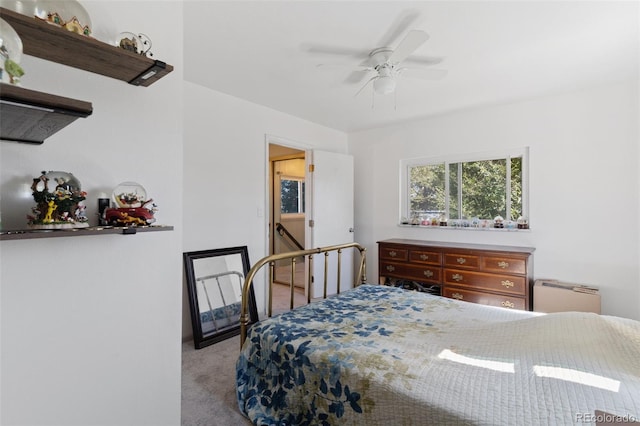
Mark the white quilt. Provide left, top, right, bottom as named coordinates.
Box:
left=236, top=285, right=640, bottom=425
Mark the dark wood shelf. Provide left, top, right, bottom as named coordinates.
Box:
left=0, top=7, right=173, bottom=86
left=0, top=225, right=174, bottom=241
left=0, top=82, right=92, bottom=143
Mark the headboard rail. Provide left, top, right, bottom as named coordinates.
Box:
left=240, top=242, right=367, bottom=344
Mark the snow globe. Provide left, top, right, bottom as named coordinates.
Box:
left=1, top=1, right=37, bottom=16
left=102, top=182, right=156, bottom=227
left=116, top=32, right=153, bottom=57
left=27, top=171, right=89, bottom=229
left=517, top=216, right=529, bottom=229
left=0, top=18, right=25, bottom=84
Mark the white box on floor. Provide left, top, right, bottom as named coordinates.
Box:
left=533, top=279, right=601, bottom=314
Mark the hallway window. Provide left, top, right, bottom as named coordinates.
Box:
left=281, top=177, right=305, bottom=214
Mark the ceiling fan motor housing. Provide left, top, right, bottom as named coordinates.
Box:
left=373, top=75, right=396, bottom=94
left=373, top=62, right=397, bottom=95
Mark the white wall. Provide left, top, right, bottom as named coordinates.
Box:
left=182, top=81, right=348, bottom=339
left=350, top=80, right=639, bottom=320
left=0, top=2, right=183, bottom=425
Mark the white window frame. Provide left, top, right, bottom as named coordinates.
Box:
left=280, top=175, right=305, bottom=215
left=399, top=147, right=529, bottom=226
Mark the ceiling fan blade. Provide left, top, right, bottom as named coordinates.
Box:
left=377, top=9, right=422, bottom=48
left=355, top=76, right=377, bottom=97
left=345, top=70, right=373, bottom=84
left=398, top=67, right=448, bottom=80
left=316, top=63, right=375, bottom=85
left=316, top=63, right=373, bottom=71
left=402, top=55, right=445, bottom=66
left=303, top=43, right=369, bottom=60
left=388, top=30, right=429, bottom=65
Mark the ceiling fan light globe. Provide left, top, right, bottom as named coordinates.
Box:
left=373, top=76, right=396, bottom=95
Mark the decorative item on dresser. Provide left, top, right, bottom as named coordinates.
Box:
left=378, top=238, right=535, bottom=310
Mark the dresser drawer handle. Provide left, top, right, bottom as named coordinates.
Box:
left=502, top=300, right=515, bottom=309
left=452, top=273, right=464, bottom=282
left=423, top=270, right=434, bottom=278
left=501, top=280, right=514, bottom=288
left=419, top=254, right=429, bottom=261
left=451, top=292, right=464, bottom=300
left=386, top=265, right=395, bottom=272
left=456, top=257, right=466, bottom=264
left=389, top=250, right=397, bottom=257
left=497, top=261, right=509, bottom=269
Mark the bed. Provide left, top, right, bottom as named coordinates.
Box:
left=236, top=243, right=640, bottom=425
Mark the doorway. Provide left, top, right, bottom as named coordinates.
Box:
left=269, top=143, right=307, bottom=310
left=266, top=140, right=355, bottom=307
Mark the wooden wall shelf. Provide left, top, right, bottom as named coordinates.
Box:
left=0, top=83, right=92, bottom=144
left=0, top=7, right=173, bottom=143
left=0, top=7, right=173, bottom=86
left=0, top=225, right=174, bottom=241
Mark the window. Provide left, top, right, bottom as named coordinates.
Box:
left=280, top=177, right=305, bottom=214
left=401, top=148, right=528, bottom=226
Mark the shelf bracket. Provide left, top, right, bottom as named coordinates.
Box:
left=129, top=60, right=168, bottom=86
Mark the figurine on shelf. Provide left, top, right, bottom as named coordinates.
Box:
left=34, top=0, right=93, bottom=36
left=116, top=32, right=153, bottom=57
left=27, top=171, right=89, bottom=229
left=102, top=182, right=157, bottom=227
left=63, top=16, right=90, bottom=36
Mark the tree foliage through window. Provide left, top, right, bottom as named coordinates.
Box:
left=407, top=153, right=525, bottom=222
left=281, top=178, right=305, bottom=214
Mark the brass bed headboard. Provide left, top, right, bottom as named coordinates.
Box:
left=240, top=242, right=367, bottom=344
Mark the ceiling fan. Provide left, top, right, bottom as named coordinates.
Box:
left=352, top=29, right=447, bottom=97
left=311, top=11, right=447, bottom=97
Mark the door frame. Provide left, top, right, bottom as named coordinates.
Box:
left=264, top=134, right=311, bottom=303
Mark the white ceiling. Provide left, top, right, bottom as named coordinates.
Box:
left=184, top=1, right=639, bottom=133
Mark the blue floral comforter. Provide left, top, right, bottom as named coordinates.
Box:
left=236, top=285, right=640, bottom=425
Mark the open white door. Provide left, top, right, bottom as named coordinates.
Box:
left=306, top=150, right=355, bottom=298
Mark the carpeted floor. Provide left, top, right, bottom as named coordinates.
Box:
left=181, top=337, right=251, bottom=426
left=181, top=283, right=305, bottom=425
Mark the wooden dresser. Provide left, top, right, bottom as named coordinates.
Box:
left=378, top=239, right=535, bottom=311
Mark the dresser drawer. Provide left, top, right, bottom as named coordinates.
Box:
left=444, top=253, right=480, bottom=269
left=380, top=262, right=441, bottom=284
left=444, top=269, right=526, bottom=295
left=482, top=256, right=526, bottom=275
left=409, top=250, right=441, bottom=265
left=443, top=287, right=526, bottom=310
left=379, top=247, right=408, bottom=261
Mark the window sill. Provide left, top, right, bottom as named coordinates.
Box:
left=398, top=224, right=531, bottom=232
